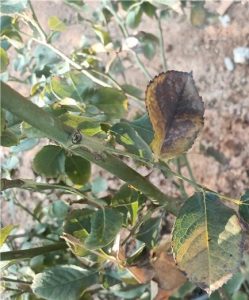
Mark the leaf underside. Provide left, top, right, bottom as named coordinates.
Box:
left=145, top=71, right=204, bottom=160
left=172, top=193, right=243, bottom=294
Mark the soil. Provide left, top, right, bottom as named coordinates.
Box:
left=1, top=0, right=249, bottom=225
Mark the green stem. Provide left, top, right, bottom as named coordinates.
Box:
left=183, top=154, right=196, bottom=182
left=28, top=0, right=47, bottom=41
left=1, top=83, right=181, bottom=215
left=0, top=242, right=68, bottom=261
left=104, top=1, right=152, bottom=80
left=176, top=158, right=188, bottom=198
left=156, top=13, right=167, bottom=71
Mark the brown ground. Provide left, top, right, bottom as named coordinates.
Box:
left=2, top=0, right=249, bottom=225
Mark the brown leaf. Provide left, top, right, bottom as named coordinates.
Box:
left=145, top=71, right=204, bottom=160
left=152, top=240, right=187, bottom=294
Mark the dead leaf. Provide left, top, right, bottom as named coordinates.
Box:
left=145, top=71, right=204, bottom=160
left=152, top=240, right=186, bottom=294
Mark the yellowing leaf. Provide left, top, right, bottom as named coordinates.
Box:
left=0, top=225, right=16, bottom=247
left=172, top=193, right=243, bottom=294
left=48, top=16, right=66, bottom=32
left=145, top=71, right=204, bottom=160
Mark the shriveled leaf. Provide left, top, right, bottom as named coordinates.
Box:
left=65, top=154, right=91, bottom=185
left=33, top=145, right=65, bottom=178
left=32, top=265, right=98, bottom=300
left=1, top=129, right=19, bottom=147
left=146, top=71, right=204, bottom=160
left=48, top=16, right=66, bottom=32
left=84, top=208, right=123, bottom=250
left=0, top=47, right=9, bottom=72
left=239, top=190, right=249, bottom=224
left=152, top=241, right=186, bottom=297
left=0, top=225, right=16, bottom=247
left=111, top=122, right=152, bottom=160
left=172, top=193, right=243, bottom=294
left=1, top=0, right=27, bottom=14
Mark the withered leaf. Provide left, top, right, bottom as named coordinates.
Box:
left=145, top=71, right=204, bottom=160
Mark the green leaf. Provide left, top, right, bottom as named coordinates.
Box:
left=232, top=292, right=248, bottom=300
left=65, top=154, right=91, bottom=185
left=1, top=0, right=27, bottom=14
left=91, top=176, right=108, bottom=195
left=111, top=122, right=152, bottom=160
left=239, top=190, right=249, bottom=224
left=0, top=47, right=9, bottom=72
left=63, top=209, right=94, bottom=256
left=0, top=225, right=16, bottom=247
left=224, top=272, right=244, bottom=295
left=59, top=113, right=101, bottom=136
left=49, top=200, right=69, bottom=220
left=32, top=265, right=98, bottom=300
left=172, top=193, right=243, bottom=294
left=48, top=16, right=66, bottom=32
left=126, top=5, right=143, bottom=29
left=138, top=32, right=159, bottom=60
left=136, top=217, right=161, bottom=248
left=84, top=208, right=123, bottom=249
left=0, top=128, right=19, bottom=147
left=33, top=145, right=65, bottom=178
left=89, top=87, right=127, bottom=119
left=130, top=114, right=154, bottom=145
left=93, top=25, right=111, bottom=46
left=141, top=2, right=156, bottom=17
left=121, top=84, right=143, bottom=99
left=112, top=183, right=142, bottom=206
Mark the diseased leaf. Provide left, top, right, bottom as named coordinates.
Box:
left=239, top=190, right=249, bottom=224
left=145, top=71, right=204, bottom=160
left=111, top=122, right=152, bottom=160
left=65, top=154, right=91, bottom=185
left=172, top=193, right=243, bottom=294
left=0, top=225, right=16, bottom=247
left=33, top=145, right=65, bottom=178
left=32, top=265, right=98, bottom=300
left=84, top=208, right=123, bottom=250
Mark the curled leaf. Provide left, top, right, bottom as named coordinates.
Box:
left=145, top=71, right=204, bottom=160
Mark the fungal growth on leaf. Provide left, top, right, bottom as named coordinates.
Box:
left=145, top=71, right=204, bottom=160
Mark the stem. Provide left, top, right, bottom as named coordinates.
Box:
left=14, top=198, right=41, bottom=223
left=176, top=158, right=188, bottom=198
left=183, top=154, right=196, bottom=182
left=1, top=83, right=182, bottom=215
left=156, top=13, right=167, bottom=71
left=104, top=1, right=152, bottom=79
left=28, top=0, right=47, bottom=41
left=0, top=242, right=68, bottom=261
left=1, top=277, right=32, bottom=285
